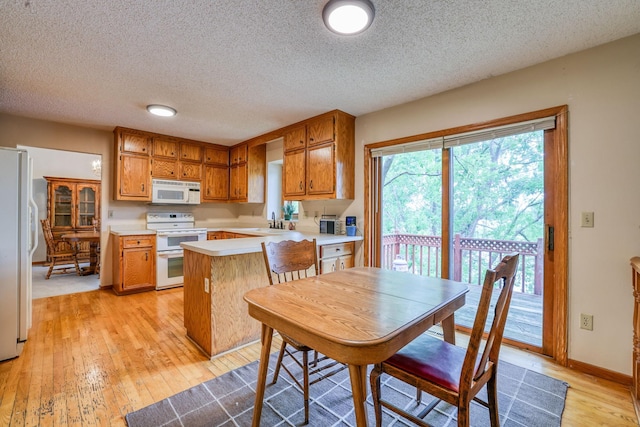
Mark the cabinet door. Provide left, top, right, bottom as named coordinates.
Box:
left=152, top=158, right=178, bottom=179
left=119, top=154, right=151, bottom=198
left=204, top=147, right=229, bottom=165
left=76, top=184, right=99, bottom=228
left=122, top=247, right=154, bottom=291
left=179, top=161, right=202, bottom=181
left=307, top=144, right=335, bottom=196
left=230, top=144, right=248, bottom=165
left=153, top=137, right=178, bottom=159
left=203, top=165, right=229, bottom=201
left=230, top=163, right=247, bottom=200
left=283, top=149, right=306, bottom=198
left=284, top=126, right=307, bottom=152
left=51, top=183, right=74, bottom=229
left=180, top=141, right=203, bottom=162
left=307, top=116, right=334, bottom=147
left=121, top=131, right=151, bottom=155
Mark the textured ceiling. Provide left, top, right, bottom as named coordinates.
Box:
left=1, top=1, right=640, bottom=146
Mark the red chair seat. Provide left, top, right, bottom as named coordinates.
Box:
left=385, top=334, right=467, bottom=392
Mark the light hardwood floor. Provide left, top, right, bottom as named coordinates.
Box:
left=0, top=288, right=637, bottom=426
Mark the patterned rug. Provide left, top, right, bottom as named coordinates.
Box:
left=126, top=353, right=568, bottom=427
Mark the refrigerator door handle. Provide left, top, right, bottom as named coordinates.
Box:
left=28, top=197, right=38, bottom=257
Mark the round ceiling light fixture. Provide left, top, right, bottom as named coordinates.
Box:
left=146, top=104, right=177, bottom=117
left=323, top=0, right=375, bottom=35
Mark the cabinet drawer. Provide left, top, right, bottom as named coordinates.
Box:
left=320, top=255, right=353, bottom=274
left=122, top=236, right=154, bottom=248
left=320, top=241, right=354, bottom=258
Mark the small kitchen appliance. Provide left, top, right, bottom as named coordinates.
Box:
left=319, top=215, right=343, bottom=235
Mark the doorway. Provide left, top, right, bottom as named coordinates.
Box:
left=365, top=106, right=568, bottom=362
left=19, top=145, right=103, bottom=299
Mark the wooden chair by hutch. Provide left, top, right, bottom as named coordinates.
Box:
left=40, top=219, right=80, bottom=279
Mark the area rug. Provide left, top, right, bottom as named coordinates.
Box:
left=126, top=353, right=568, bottom=427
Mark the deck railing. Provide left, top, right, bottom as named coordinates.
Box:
left=382, top=234, right=544, bottom=295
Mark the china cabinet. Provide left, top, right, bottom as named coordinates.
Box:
left=44, top=176, right=101, bottom=260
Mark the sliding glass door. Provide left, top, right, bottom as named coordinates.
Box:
left=368, top=107, right=568, bottom=358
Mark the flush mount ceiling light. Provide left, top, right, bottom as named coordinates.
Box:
left=146, top=104, right=177, bottom=117
left=323, top=0, right=375, bottom=35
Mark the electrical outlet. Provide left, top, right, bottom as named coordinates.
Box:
left=580, top=313, right=593, bottom=330
left=108, top=210, right=114, bottom=218
left=581, top=212, right=594, bottom=228
left=204, top=278, right=210, bottom=293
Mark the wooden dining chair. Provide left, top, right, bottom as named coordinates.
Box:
left=40, top=219, right=81, bottom=279
left=369, top=253, right=520, bottom=427
left=261, top=239, right=347, bottom=424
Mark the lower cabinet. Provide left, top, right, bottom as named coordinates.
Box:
left=319, top=242, right=354, bottom=274
left=112, top=234, right=156, bottom=295
left=207, top=231, right=253, bottom=240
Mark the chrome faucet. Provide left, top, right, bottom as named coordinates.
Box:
left=271, top=211, right=276, bottom=228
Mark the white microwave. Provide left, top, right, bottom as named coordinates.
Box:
left=151, top=179, right=200, bottom=205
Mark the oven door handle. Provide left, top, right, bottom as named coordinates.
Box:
left=157, top=250, right=184, bottom=257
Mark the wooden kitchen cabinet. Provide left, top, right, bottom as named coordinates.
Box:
left=114, top=128, right=152, bottom=201
left=230, top=144, right=248, bottom=165
left=203, top=165, right=229, bottom=201
left=112, top=234, right=156, bottom=295
left=203, top=146, right=229, bottom=202
left=319, top=241, right=354, bottom=274
left=229, top=143, right=266, bottom=203
left=282, top=110, right=354, bottom=200
left=45, top=177, right=101, bottom=260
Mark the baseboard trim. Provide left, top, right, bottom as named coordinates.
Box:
left=568, top=358, right=632, bottom=386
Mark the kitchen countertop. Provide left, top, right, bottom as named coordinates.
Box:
left=109, top=227, right=156, bottom=236
left=181, top=229, right=362, bottom=257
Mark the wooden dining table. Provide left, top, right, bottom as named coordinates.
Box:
left=243, top=266, right=469, bottom=427
left=61, top=231, right=101, bottom=275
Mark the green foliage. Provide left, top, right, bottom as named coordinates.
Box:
left=382, top=131, right=544, bottom=242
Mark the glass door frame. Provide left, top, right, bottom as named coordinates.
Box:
left=364, top=105, right=569, bottom=365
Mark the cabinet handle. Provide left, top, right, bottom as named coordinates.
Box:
left=309, top=180, right=313, bottom=189
left=310, top=137, right=314, bottom=142
left=299, top=181, right=303, bottom=190
left=299, top=140, right=304, bottom=144
left=141, top=184, right=145, bottom=192
left=142, top=147, right=146, bottom=152
left=137, top=240, right=141, bottom=244
left=145, top=252, right=148, bottom=261
left=171, top=171, right=174, bottom=175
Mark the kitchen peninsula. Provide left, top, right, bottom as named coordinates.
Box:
left=180, top=230, right=362, bottom=358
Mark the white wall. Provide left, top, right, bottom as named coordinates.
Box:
left=352, top=34, right=640, bottom=375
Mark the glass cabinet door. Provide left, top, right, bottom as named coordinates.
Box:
left=52, top=184, right=73, bottom=228
left=77, top=185, right=97, bottom=227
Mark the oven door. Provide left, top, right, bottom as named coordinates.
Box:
left=156, top=231, right=206, bottom=251
left=156, top=249, right=184, bottom=290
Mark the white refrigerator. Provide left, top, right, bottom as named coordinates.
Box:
left=0, top=147, right=38, bottom=362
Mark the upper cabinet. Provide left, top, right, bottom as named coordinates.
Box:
left=203, top=146, right=229, bottom=202
left=114, top=128, right=152, bottom=201
left=229, top=143, right=266, bottom=203
left=113, top=127, right=230, bottom=202
left=283, top=110, right=355, bottom=200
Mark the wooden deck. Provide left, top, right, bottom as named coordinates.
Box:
left=454, top=284, right=543, bottom=347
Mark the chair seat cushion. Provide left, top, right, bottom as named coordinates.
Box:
left=384, top=334, right=466, bottom=392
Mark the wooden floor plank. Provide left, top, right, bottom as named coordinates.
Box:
left=0, top=287, right=636, bottom=426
